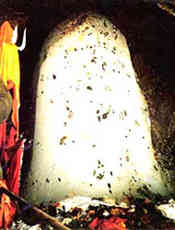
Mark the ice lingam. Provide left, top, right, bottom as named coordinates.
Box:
left=24, top=12, right=169, bottom=204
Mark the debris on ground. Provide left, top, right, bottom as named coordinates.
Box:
left=9, top=196, right=175, bottom=229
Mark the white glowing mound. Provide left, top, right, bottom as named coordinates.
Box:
left=24, top=13, right=168, bottom=204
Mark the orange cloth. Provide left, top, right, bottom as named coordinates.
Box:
left=0, top=21, right=24, bottom=229
left=0, top=21, right=13, bottom=46
left=89, top=216, right=127, bottom=230
left=1, top=126, right=24, bottom=195
left=0, top=21, right=20, bottom=137
left=0, top=124, right=24, bottom=229
left=0, top=180, right=16, bottom=230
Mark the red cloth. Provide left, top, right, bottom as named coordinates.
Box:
left=1, top=125, right=24, bottom=195
left=0, top=121, right=6, bottom=152
left=0, top=122, right=24, bottom=229
left=89, top=216, right=127, bottom=230
left=0, top=179, right=16, bottom=230
left=0, top=20, right=24, bottom=229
